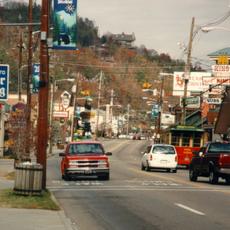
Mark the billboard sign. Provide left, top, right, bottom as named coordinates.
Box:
left=173, top=72, right=212, bottom=96
left=0, top=64, right=9, bottom=101
left=53, top=0, right=78, bottom=50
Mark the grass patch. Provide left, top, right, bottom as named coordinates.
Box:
left=0, top=189, right=60, bottom=210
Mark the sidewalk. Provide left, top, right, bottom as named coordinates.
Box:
left=0, top=159, right=77, bottom=230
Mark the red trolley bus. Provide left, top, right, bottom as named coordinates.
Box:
left=162, top=125, right=206, bottom=167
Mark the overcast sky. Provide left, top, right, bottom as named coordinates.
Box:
left=77, top=0, right=230, bottom=66
left=15, top=0, right=230, bottom=66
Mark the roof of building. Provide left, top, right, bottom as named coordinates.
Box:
left=111, top=32, right=135, bottom=42
left=208, top=47, right=230, bottom=57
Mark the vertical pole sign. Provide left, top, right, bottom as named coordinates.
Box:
left=53, top=0, right=78, bottom=50
left=32, top=63, right=40, bottom=93
left=0, top=65, right=9, bottom=101
left=0, top=64, right=9, bottom=157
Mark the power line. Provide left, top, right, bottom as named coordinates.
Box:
left=49, top=61, right=184, bottom=70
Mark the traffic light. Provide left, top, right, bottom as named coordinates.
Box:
left=84, top=97, right=93, bottom=110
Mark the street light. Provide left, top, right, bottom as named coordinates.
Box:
left=180, top=12, right=230, bottom=125
left=201, top=26, right=230, bottom=33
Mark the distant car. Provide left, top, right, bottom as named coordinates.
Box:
left=59, top=140, right=112, bottom=180
left=189, top=141, right=230, bottom=184
left=133, top=134, right=141, bottom=140
left=141, top=144, right=178, bottom=173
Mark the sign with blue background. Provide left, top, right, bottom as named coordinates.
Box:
left=0, top=64, right=9, bottom=101
left=53, top=0, right=78, bottom=50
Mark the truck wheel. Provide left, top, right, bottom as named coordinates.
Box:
left=141, top=163, right=145, bottom=171
left=209, top=170, right=218, bottom=184
left=189, top=167, right=198, bottom=182
left=62, top=171, right=70, bottom=181
left=99, top=174, right=110, bottom=180
left=145, top=161, right=150, bottom=172
left=225, top=177, right=230, bottom=185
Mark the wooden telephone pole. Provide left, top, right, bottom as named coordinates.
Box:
left=25, top=0, right=33, bottom=156
left=37, top=0, right=49, bottom=190
left=181, top=17, right=195, bottom=125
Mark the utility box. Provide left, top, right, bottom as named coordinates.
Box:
left=14, top=162, right=43, bottom=195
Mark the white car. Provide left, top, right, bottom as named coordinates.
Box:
left=141, top=144, right=178, bottom=173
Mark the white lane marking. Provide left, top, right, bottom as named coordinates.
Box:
left=175, top=203, right=205, bottom=216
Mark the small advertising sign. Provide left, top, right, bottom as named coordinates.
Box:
left=53, top=0, right=78, bottom=50
left=61, top=91, right=71, bottom=109
left=0, top=64, right=9, bottom=101
left=212, top=65, right=230, bottom=77
left=206, top=98, right=222, bottom=105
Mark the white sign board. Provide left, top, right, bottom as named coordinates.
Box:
left=161, top=113, right=175, bottom=125
left=212, top=65, right=230, bottom=77
left=53, top=111, right=69, bottom=118
left=173, top=72, right=212, bottom=96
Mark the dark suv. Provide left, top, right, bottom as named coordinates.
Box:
left=189, top=142, right=230, bottom=184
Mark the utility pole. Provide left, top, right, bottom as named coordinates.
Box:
left=181, top=17, right=195, bottom=125
left=156, top=74, right=165, bottom=142
left=37, top=0, right=49, bottom=190
left=71, top=73, right=80, bottom=141
left=126, top=104, right=130, bottom=136
left=109, top=89, right=114, bottom=137
left=95, top=71, right=103, bottom=138
left=17, top=31, right=23, bottom=101
left=25, top=0, right=33, bottom=157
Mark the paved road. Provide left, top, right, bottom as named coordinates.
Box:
left=47, top=139, right=230, bottom=230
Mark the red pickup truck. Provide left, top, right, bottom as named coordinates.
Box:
left=189, top=141, right=230, bottom=184
left=59, top=141, right=112, bottom=180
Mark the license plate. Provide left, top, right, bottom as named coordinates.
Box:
left=84, top=170, right=92, bottom=174
left=160, top=160, right=167, bottom=163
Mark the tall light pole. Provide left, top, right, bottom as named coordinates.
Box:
left=181, top=17, right=195, bottom=125
left=37, top=0, right=49, bottom=190
left=126, top=104, right=130, bottom=136
left=95, top=71, right=103, bottom=138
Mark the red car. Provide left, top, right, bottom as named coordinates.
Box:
left=59, top=141, right=112, bottom=180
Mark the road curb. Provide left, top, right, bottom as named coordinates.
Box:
left=50, top=191, right=78, bottom=230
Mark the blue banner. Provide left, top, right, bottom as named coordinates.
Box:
left=53, top=0, right=78, bottom=50
left=32, top=64, right=40, bottom=93
left=0, top=64, right=9, bottom=101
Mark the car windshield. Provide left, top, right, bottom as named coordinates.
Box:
left=208, top=143, right=230, bottom=153
left=152, top=145, right=175, bottom=154
left=68, top=143, right=104, bottom=155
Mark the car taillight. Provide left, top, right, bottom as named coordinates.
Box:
left=150, top=154, right=153, bottom=161
left=175, top=155, right=178, bottom=162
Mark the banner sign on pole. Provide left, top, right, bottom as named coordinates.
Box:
left=32, top=63, right=40, bottom=93
left=0, top=64, right=9, bottom=101
left=53, top=0, right=78, bottom=50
